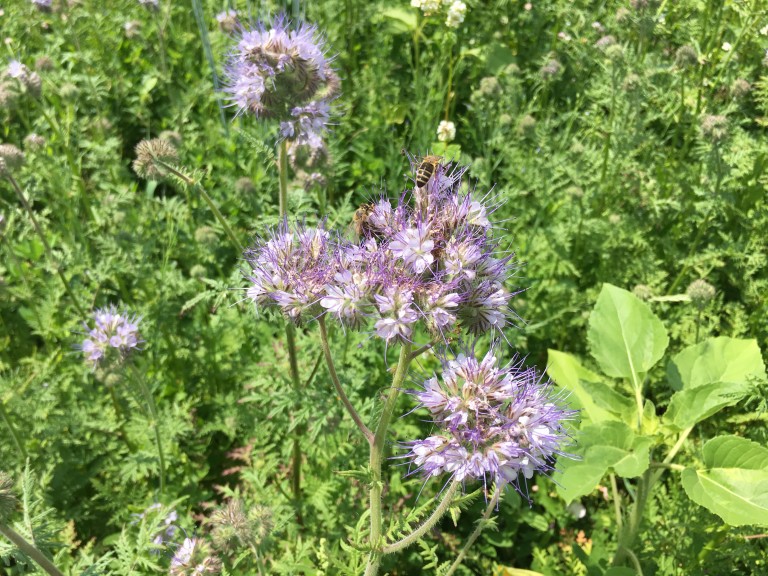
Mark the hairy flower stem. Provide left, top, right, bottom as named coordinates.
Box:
left=444, top=484, right=501, bottom=576
left=318, top=317, right=373, bottom=443
left=382, top=481, right=460, bottom=554
left=4, top=173, right=86, bottom=318
left=364, top=342, right=412, bottom=576
left=154, top=160, right=243, bottom=253
left=133, top=371, right=166, bottom=496
left=0, top=402, right=27, bottom=461
left=0, top=524, right=65, bottom=576
left=276, top=138, right=304, bottom=509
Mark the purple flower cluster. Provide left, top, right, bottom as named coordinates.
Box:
left=403, top=347, right=575, bottom=493
left=223, top=14, right=339, bottom=149
left=80, top=306, right=142, bottom=369
left=244, top=157, right=517, bottom=343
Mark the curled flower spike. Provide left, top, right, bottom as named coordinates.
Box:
left=80, top=306, right=142, bottom=369
left=223, top=14, right=339, bottom=149
left=402, top=345, right=576, bottom=497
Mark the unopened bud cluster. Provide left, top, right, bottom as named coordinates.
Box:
left=223, top=15, right=340, bottom=150
left=245, top=154, right=516, bottom=343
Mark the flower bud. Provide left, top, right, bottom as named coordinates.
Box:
left=675, top=45, right=698, bottom=68
left=686, top=279, right=715, bottom=306
left=700, top=115, right=728, bottom=142
left=133, top=138, right=178, bottom=180
left=0, top=144, right=25, bottom=173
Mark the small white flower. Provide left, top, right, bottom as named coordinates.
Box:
left=410, top=0, right=422, bottom=7
left=721, top=41, right=732, bottom=52
left=420, top=0, right=440, bottom=14
left=437, top=120, right=456, bottom=142
left=445, top=0, right=466, bottom=27
left=760, top=24, right=768, bottom=36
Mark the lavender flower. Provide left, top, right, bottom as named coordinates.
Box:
left=402, top=346, right=575, bottom=495
left=223, top=14, right=339, bottom=149
left=244, top=221, right=338, bottom=323
left=80, top=306, right=142, bottom=369
left=30, top=0, right=52, bottom=12
left=243, top=154, right=519, bottom=343
left=170, top=537, right=221, bottom=575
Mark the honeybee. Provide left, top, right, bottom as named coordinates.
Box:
left=352, top=203, right=375, bottom=238
left=415, top=155, right=443, bottom=188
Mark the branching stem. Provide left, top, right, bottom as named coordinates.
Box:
left=445, top=484, right=501, bottom=576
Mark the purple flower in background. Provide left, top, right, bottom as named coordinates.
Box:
left=223, top=14, right=340, bottom=147
left=402, top=345, right=575, bottom=497
left=30, top=0, right=52, bottom=12
left=80, top=305, right=142, bottom=369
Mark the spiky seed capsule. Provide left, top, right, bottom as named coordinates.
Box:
left=34, top=56, right=54, bottom=71
left=731, top=79, right=751, bottom=99
left=675, top=45, right=698, bottom=68
left=234, top=177, right=255, bottom=194
left=517, top=114, right=537, bottom=138
left=686, top=279, right=715, bottom=306
left=159, top=130, right=183, bottom=147
left=194, top=226, right=218, bottom=245
left=632, top=285, right=653, bottom=301
left=132, top=138, right=179, bottom=180
left=0, top=472, right=16, bottom=523
left=700, top=115, right=728, bottom=142
left=0, top=144, right=24, bottom=172
left=24, top=133, right=46, bottom=149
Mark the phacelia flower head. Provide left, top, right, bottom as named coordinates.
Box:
left=31, top=0, right=53, bottom=12
left=244, top=221, right=339, bottom=323
left=170, top=537, right=221, bottom=575
left=223, top=14, right=339, bottom=149
left=402, top=345, right=576, bottom=497
left=216, top=9, right=239, bottom=33
left=80, top=305, right=142, bottom=369
left=243, top=152, right=519, bottom=344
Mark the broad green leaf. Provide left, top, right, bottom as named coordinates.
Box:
left=556, top=421, right=651, bottom=502
left=665, top=380, right=752, bottom=430
left=588, top=284, right=668, bottom=379
left=548, top=350, right=619, bottom=423
left=667, top=337, right=766, bottom=391
left=681, top=436, right=768, bottom=526
left=380, top=8, right=417, bottom=33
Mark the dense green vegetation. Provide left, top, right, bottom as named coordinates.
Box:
left=1, top=0, right=767, bottom=574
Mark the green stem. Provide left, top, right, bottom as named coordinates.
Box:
left=382, top=481, right=460, bottom=554
left=444, top=484, right=501, bottom=576
left=0, top=524, right=65, bottom=576
left=609, top=473, right=623, bottom=531
left=0, top=402, right=28, bottom=461
left=318, top=317, right=373, bottom=443
left=135, top=373, right=166, bottom=496
left=278, top=139, right=289, bottom=217
left=364, top=342, right=412, bottom=576
left=5, top=173, right=86, bottom=317
left=155, top=161, right=243, bottom=253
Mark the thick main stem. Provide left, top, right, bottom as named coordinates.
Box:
left=445, top=484, right=501, bottom=576
left=318, top=317, right=373, bottom=443
left=276, top=139, right=304, bottom=507
left=5, top=174, right=86, bottom=317
left=0, top=524, right=65, bottom=576
left=364, top=343, right=412, bottom=576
